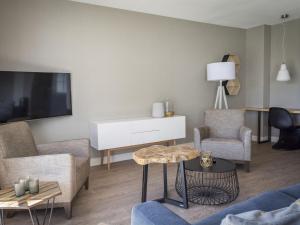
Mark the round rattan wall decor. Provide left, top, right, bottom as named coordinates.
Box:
left=222, top=54, right=241, bottom=96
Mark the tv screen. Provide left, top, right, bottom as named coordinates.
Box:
left=0, top=71, right=72, bottom=123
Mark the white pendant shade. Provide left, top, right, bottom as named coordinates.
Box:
left=276, top=63, right=291, bottom=81
left=207, top=62, right=235, bottom=81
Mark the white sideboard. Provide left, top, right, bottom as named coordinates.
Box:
left=90, top=115, right=186, bottom=169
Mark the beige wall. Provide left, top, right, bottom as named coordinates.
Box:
left=245, top=18, right=300, bottom=137
left=270, top=18, right=300, bottom=108
left=0, top=0, right=246, bottom=157
left=245, top=25, right=270, bottom=136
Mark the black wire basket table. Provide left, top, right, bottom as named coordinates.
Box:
left=175, top=157, right=239, bottom=205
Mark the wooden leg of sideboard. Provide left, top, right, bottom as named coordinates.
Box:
left=107, top=149, right=111, bottom=170
left=100, top=151, right=104, bottom=166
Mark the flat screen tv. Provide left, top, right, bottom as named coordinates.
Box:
left=0, top=71, right=72, bottom=123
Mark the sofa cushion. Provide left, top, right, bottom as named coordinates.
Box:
left=194, top=191, right=297, bottom=225
left=220, top=200, right=300, bottom=225
left=204, top=109, right=244, bottom=139
left=201, top=138, right=244, bottom=160
left=0, top=121, right=38, bottom=158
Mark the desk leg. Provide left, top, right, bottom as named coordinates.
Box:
left=257, top=111, right=271, bottom=144
left=258, top=111, right=262, bottom=143
left=268, top=124, right=271, bottom=142
left=141, top=165, right=148, bottom=202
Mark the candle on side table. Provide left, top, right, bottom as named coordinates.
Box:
left=29, top=179, right=39, bottom=194
left=14, top=182, right=25, bottom=197
left=19, top=177, right=30, bottom=191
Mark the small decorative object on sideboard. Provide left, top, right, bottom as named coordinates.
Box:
left=200, top=151, right=213, bottom=168
left=152, top=102, right=165, bottom=118
left=165, top=100, right=174, bottom=117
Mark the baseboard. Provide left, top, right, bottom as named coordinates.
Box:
left=90, top=142, right=194, bottom=167
left=252, top=135, right=279, bottom=143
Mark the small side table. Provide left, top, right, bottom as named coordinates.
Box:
left=0, top=182, right=61, bottom=225
left=175, top=157, right=239, bottom=205
left=133, top=145, right=199, bottom=209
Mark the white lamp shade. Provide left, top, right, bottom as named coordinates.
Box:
left=276, top=63, right=291, bottom=81
left=207, top=62, right=236, bottom=81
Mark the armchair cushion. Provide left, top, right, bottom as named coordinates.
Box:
left=0, top=122, right=38, bottom=158
left=37, top=139, right=90, bottom=158
left=201, top=138, right=244, bottom=161
left=204, top=110, right=245, bottom=139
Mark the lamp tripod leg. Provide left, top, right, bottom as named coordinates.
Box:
left=218, top=86, right=222, bottom=109
left=222, top=86, right=228, bottom=109
left=214, top=86, right=220, bottom=109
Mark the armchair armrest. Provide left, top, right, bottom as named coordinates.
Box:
left=0, top=154, right=76, bottom=201
left=131, top=201, right=191, bottom=225
left=239, top=126, right=252, bottom=161
left=37, top=138, right=90, bottom=158
left=194, top=126, right=209, bottom=150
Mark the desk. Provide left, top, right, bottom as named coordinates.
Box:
left=244, top=107, right=300, bottom=144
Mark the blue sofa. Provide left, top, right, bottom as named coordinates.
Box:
left=131, top=183, right=300, bottom=225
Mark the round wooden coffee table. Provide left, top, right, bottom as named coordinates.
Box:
left=175, top=157, right=239, bottom=205
left=133, top=145, right=199, bottom=209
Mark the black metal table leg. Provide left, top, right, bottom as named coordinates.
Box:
left=179, top=161, right=188, bottom=209
left=140, top=162, right=189, bottom=209
left=163, top=164, right=168, bottom=199
left=141, top=165, right=148, bottom=202
left=0, top=209, right=4, bottom=225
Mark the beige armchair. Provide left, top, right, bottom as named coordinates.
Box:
left=194, top=109, right=252, bottom=172
left=0, top=121, right=90, bottom=218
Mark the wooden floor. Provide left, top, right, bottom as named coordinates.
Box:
left=6, top=143, right=300, bottom=225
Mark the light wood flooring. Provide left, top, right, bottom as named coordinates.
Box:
left=6, top=143, right=300, bottom=225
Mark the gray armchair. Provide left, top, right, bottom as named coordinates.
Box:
left=0, top=121, right=90, bottom=218
left=194, top=109, right=252, bottom=171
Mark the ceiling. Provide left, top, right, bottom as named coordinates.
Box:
left=70, top=0, right=300, bottom=28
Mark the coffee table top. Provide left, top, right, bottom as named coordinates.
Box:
left=0, top=182, right=61, bottom=209
left=133, top=145, right=200, bottom=165
left=185, top=157, right=236, bottom=173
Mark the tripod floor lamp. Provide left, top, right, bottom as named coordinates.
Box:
left=207, top=62, right=235, bottom=109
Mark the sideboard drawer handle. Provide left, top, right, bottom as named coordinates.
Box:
left=132, top=130, right=160, bottom=134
